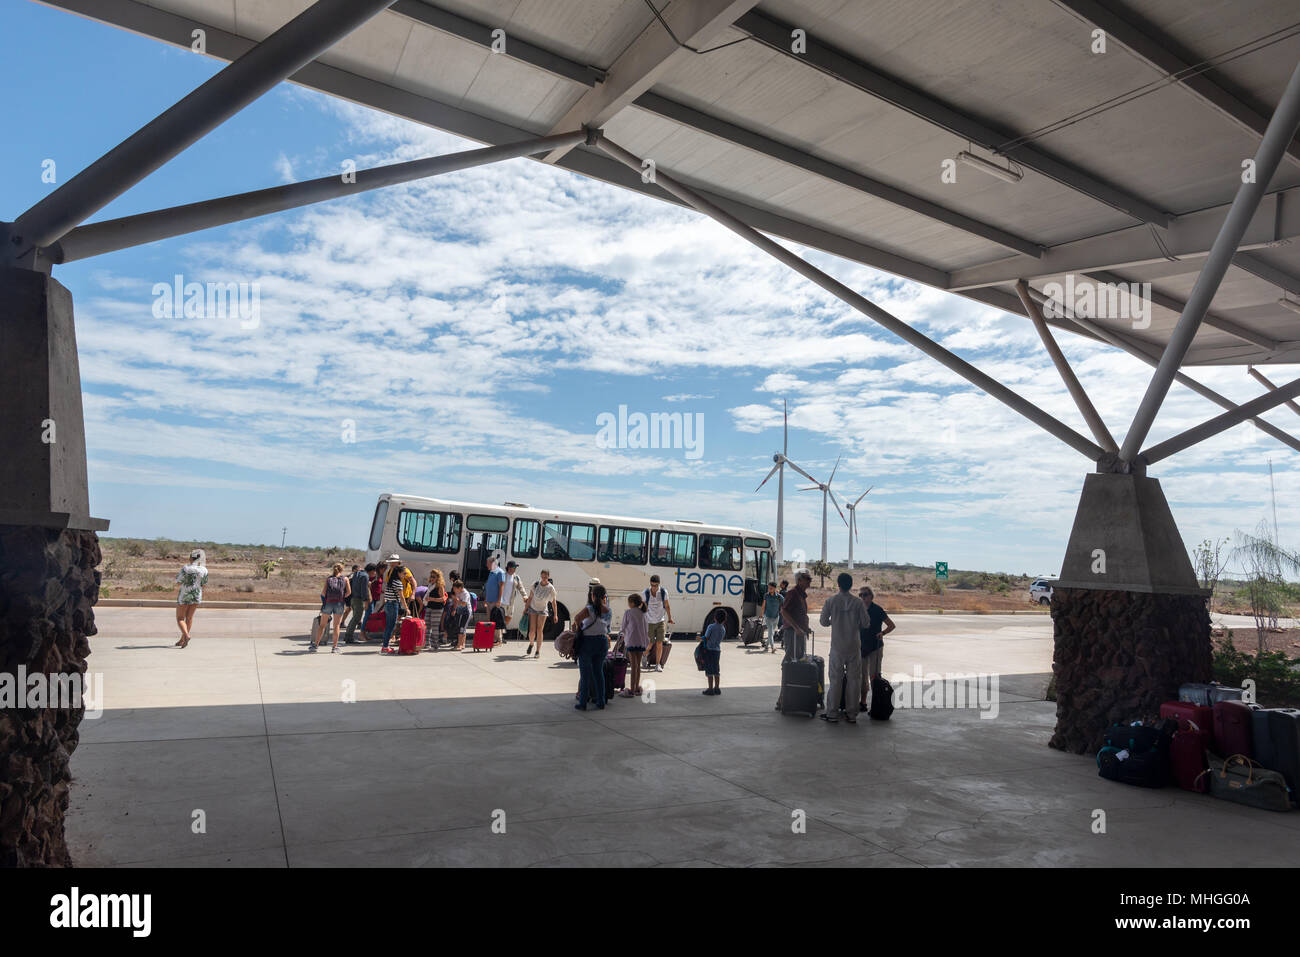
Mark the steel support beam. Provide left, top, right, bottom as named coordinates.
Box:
left=949, top=189, right=1300, bottom=290
left=592, top=132, right=1104, bottom=460
left=1084, top=269, right=1280, bottom=351
left=1143, top=376, right=1300, bottom=465
left=1120, top=58, right=1300, bottom=463
left=1028, top=285, right=1300, bottom=455
left=1052, top=0, right=1300, bottom=167
left=1014, top=279, right=1118, bottom=451
left=390, top=0, right=603, bottom=87
left=1233, top=251, right=1300, bottom=298
left=633, top=93, right=1044, bottom=258
left=541, top=0, right=759, bottom=164
left=1247, top=366, right=1300, bottom=420
left=736, top=9, right=1170, bottom=226
left=48, top=131, right=585, bottom=263
left=9, top=0, right=397, bottom=256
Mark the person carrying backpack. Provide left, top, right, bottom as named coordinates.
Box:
left=342, top=564, right=370, bottom=644
left=311, top=562, right=352, bottom=654
left=643, top=575, right=674, bottom=671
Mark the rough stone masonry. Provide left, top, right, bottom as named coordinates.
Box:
left=0, top=525, right=99, bottom=866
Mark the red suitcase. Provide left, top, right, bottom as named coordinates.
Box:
left=1169, top=719, right=1210, bottom=792
left=364, top=611, right=387, bottom=637
left=398, top=616, right=424, bottom=655
left=1212, top=700, right=1254, bottom=759
left=472, top=621, right=495, bottom=651
left=1160, top=701, right=1215, bottom=751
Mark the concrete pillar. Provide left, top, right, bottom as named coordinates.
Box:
left=1048, top=465, right=1211, bottom=754
left=0, top=265, right=107, bottom=866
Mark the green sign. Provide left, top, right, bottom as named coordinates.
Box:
left=935, top=562, right=948, bottom=580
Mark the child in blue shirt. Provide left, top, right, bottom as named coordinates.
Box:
left=700, top=608, right=726, bottom=696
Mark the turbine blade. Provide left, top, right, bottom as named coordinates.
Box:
left=828, top=454, right=841, bottom=485
left=784, top=459, right=820, bottom=485
left=828, top=488, right=848, bottom=526
left=783, top=398, right=788, bottom=455
left=853, top=486, right=874, bottom=507
left=755, top=462, right=781, bottom=492
left=797, top=485, right=819, bottom=492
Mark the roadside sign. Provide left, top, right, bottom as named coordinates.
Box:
left=936, top=561, right=948, bottom=580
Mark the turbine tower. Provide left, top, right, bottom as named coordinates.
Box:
left=755, top=399, right=819, bottom=564
left=798, top=455, right=848, bottom=564
left=844, top=487, right=874, bottom=569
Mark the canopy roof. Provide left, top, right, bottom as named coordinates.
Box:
left=39, top=0, right=1300, bottom=364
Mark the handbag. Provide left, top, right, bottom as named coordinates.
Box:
left=555, top=629, right=577, bottom=659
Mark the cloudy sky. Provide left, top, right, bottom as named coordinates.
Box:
left=4, top=2, right=1295, bottom=575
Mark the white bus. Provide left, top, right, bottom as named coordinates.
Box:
left=364, top=493, right=776, bottom=640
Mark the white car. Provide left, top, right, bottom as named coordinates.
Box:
left=1029, top=579, right=1054, bottom=606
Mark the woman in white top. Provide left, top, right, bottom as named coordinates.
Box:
left=524, top=569, right=558, bottom=659
left=174, top=549, right=209, bottom=649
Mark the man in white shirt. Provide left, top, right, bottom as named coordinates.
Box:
left=819, top=572, right=869, bottom=724
left=643, top=574, right=674, bottom=672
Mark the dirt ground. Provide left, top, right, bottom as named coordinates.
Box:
left=1214, top=624, right=1300, bottom=659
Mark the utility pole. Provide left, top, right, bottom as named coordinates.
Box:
left=281, top=527, right=287, bottom=548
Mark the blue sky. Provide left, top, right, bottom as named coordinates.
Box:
left=4, top=1, right=1296, bottom=575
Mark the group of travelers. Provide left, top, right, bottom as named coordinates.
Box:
left=308, top=554, right=562, bottom=655
left=172, top=546, right=892, bottom=725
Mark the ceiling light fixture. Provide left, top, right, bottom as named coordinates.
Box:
left=957, top=150, right=1023, bottom=184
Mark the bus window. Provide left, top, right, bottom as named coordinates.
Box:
left=598, top=526, right=648, bottom=564
left=699, top=534, right=742, bottom=571
left=368, top=499, right=389, bottom=551
left=397, top=509, right=461, bottom=553
left=542, top=521, right=597, bottom=561
left=467, top=514, right=509, bottom=533
left=650, top=530, right=695, bottom=567
left=512, top=518, right=540, bottom=559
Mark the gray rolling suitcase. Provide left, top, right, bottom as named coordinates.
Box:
left=1252, top=708, right=1300, bottom=802
left=780, top=630, right=824, bottom=718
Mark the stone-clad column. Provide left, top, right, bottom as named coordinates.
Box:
left=0, top=265, right=107, bottom=866
left=1048, top=465, right=1211, bottom=754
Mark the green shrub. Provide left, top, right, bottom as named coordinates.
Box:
left=1213, top=635, right=1300, bottom=709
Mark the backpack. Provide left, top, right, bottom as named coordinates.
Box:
left=468, top=591, right=478, bottom=614
left=868, top=676, right=895, bottom=721
left=324, top=576, right=346, bottom=603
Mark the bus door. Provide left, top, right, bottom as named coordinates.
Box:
left=463, top=514, right=509, bottom=592
left=743, top=538, right=774, bottom=613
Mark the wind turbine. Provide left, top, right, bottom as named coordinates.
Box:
left=798, top=455, right=848, bottom=564
left=844, top=487, right=874, bottom=569
left=755, top=399, right=819, bottom=564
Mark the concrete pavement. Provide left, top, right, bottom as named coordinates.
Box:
left=65, top=608, right=1300, bottom=867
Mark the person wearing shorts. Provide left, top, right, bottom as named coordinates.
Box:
left=173, top=549, right=209, bottom=649
left=700, top=608, right=725, bottom=695
left=643, top=574, right=674, bottom=671
left=311, top=562, right=352, bottom=654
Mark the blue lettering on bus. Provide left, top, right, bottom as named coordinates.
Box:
left=676, top=569, right=745, bottom=596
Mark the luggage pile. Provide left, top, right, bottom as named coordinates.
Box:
left=1096, top=680, right=1299, bottom=813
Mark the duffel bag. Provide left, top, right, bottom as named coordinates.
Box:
left=1199, top=752, right=1293, bottom=812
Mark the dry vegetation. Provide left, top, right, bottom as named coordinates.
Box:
left=97, top=537, right=366, bottom=603
left=791, top=562, right=1045, bottom=615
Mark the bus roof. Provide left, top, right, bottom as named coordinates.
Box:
left=381, top=492, right=772, bottom=543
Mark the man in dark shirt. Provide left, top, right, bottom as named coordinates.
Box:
left=781, top=570, right=812, bottom=662
left=857, top=586, right=896, bottom=710
left=342, top=564, right=371, bottom=644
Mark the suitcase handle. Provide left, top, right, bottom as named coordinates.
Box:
left=1221, top=753, right=1260, bottom=785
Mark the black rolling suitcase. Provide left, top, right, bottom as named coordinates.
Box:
left=1253, top=708, right=1300, bottom=802
left=780, top=630, right=824, bottom=718
left=741, top=616, right=765, bottom=646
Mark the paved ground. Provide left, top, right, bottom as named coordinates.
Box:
left=66, top=608, right=1299, bottom=867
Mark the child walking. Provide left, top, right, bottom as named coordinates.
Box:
left=620, top=593, right=649, bottom=697
left=700, top=608, right=726, bottom=695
